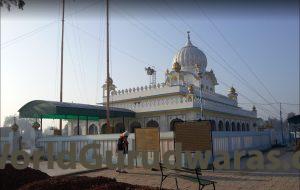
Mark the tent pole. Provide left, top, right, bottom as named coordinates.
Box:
left=86, top=117, right=88, bottom=135
left=77, top=116, right=80, bottom=135
left=40, top=116, right=43, bottom=132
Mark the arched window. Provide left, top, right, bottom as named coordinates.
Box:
left=231, top=122, right=236, bottom=131
left=170, top=118, right=184, bottom=131
left=242, top=123, right=245, bottom=131
left=246, top=123, right=250, bottom=131
left=218, top=121, right=224, bottom=131
left=88, top=124, right=98, bottom=135
left=146, top=120, right=159, bottom=128
left=237, top=123, right=241, bottom=131
left=225, top=121, right=230, bottom=131
left=211, top=120, right=216, bottom=131
left=115, top=122, right=126, bottom=133
left=129, top=121, right=141, bottom=133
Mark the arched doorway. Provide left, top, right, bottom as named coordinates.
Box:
left=115, top=122, right=125, bottom=133
left=218, top=121, right=224, bottom=131
left=242, top=123, right=245, bottom=131
left=237, top=123, right=241, bottom=131
left=101, top=123, right=107, bottom=134
left=146, top=120, right=159, bottom=128
left=231, top=122, right=236, bottom=131
left=88, top=124, right=98, bottom=135
left=225, top=121, right=230, bottom=131
left=170, top=118, right=184, bottom=131
left=129, top=121, right=141, bottom=133
left=211, top=120, right=216, bottom=131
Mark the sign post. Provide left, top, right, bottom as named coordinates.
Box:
left=174, top=120, right=214, bottom=170
left=135, top=128, right=160, bottom=168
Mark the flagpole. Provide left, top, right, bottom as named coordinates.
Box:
left=105, top=0, right=111, bottom=129
left=59, top=0, right=65, bottom=134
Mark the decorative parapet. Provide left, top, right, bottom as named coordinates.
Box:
left=112, top=95, right=256, bottom=118
left=110, top=83, right=167, bottom=96
left=106, top=83, right=219, bottom=103
left=103, top=83, right=186, bottom=103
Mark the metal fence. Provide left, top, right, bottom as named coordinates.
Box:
left=35, top=131, right=272, bottom=164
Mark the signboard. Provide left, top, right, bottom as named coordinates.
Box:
left=135, top=128, right=160, bottom=152
left=174, top=121, right=212, bottom=152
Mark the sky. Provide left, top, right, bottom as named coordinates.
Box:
left=0, top=0, right=299, bottom=127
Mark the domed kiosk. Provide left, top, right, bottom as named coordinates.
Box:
left=173, top=31, right=207, bottom=73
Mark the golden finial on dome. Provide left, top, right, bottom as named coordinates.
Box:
left=172, top=61, right=181, bottom=72
left=11, top=116, right=19, bottom=132
left=188, top=84, right=194, bottom=94
left=229, top=86, right=236, bottom=94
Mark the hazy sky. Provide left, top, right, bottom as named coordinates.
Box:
left=1, top=0, right=299, bottom=126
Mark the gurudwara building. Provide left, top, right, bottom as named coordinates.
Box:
left=96, top=32, right=258, bottom=134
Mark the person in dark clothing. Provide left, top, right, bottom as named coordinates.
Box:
left=116, top=131, right=129, bottom=173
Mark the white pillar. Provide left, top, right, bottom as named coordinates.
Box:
left=9, top=130, right=20, bottom=155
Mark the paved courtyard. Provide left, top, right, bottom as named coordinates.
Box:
left=31, top=147, right=300, bottom=190
left=79, top=167, right=299, bottom=190
left=78, top=148, right=300, bottom=190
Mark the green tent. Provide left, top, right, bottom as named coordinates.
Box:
left=18, top=100, right=135, bottom=121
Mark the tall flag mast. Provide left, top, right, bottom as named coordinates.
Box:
left=105, top=0, right=111, bottom=128
left=59, top=0, right=65, bottom=134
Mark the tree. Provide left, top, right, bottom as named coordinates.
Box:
left=3, top=115, right=35, bottom=148
left=0, top=0, right=25, bottom=10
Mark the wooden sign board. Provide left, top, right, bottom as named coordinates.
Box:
left=135, top=128, right=160, bottom=152
left=296, top=140, right=300, bottom=151
left=174, top=121, right=212, bottom=152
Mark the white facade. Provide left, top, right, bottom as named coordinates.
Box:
left=98, top=32, right=258, bottom=134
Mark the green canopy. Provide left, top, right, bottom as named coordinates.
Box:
left=18, top=100, right=135, bottom=121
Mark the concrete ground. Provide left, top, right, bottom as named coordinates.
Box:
left=78, top=148, right=300, bottom=190
left=80, top=167, right=300, bottom=190
left=29, top=147, right=300, bottom=189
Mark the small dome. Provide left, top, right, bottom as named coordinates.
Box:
left=252, top=105, right=257, bottom=112
left=172, top=61, right=181, bottom=72
left=173, top=31, right=207, bottom=73
left=106, top=77, right=113, bottom=85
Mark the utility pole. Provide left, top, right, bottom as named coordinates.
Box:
left=59, top=0, right=65, bottom=134
left=105, top=0, right=111, bottom=129
left=280, top=102, right=284, bottom=145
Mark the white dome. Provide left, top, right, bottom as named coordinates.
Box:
left=173, top=32, right=207, bottom=73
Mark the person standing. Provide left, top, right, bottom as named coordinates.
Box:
left=116, top=131, right=129, bottom=173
